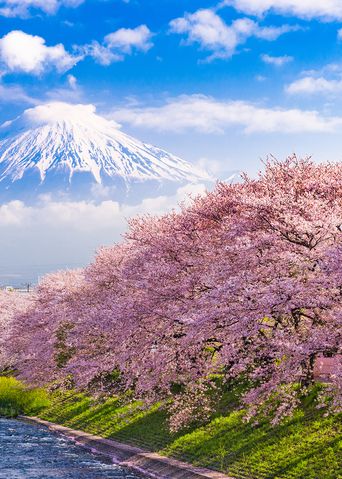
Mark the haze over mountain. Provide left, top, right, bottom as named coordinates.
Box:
left=0, top=102, right=211, bottom=286
left=0, top=102, right=208, bottom=203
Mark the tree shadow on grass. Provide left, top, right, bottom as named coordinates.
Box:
left=63, top=398, right=122, bottom=432
left=41, top=394, right=341, bottom=479
left=42, top=394, right=91, bottom=424
left=162, top=412, right=341, bottom=479
left=108, top=408, right=181, bottom=451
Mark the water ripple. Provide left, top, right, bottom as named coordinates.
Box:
left=0, top=418, right=142, bottom=479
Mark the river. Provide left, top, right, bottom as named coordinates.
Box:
left=0, top=418, right=142, bottom=479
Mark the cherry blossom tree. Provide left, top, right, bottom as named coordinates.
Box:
left=6, top=156, right=342, bottom=428
left=7, top=269, right=86, bottom=385
left=0, top=290, right=32, bottom=373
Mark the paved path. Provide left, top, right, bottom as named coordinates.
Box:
left=21, top=416, right=235, bottom=479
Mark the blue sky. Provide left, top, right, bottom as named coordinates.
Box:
left=2, top=0, right=342, bottom=177
left=3, top=0, right=342, bottom=283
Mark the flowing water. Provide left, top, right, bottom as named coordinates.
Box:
left=0, top=418, right=142, bottom=479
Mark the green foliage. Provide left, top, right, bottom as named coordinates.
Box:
left=39, top=389, right=342, bottom=479
left=0, top=376, right=50, bottom=417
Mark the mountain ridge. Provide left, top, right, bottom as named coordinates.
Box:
left=0, top=102, right=208, bottom=202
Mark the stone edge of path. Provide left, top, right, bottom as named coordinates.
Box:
left=19, top=416, right=235, bottom=479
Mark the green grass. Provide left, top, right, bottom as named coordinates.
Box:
left=38, top=389, right=342, bottom=479
left=0, top=376, right=50, bottom=417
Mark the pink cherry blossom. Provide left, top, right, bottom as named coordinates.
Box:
left=3, top=156, right=341, bottom=427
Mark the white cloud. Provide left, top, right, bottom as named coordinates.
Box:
left=0, top=26, right=151, bottom=77
left=0, top=30, right=79, bottom=75
left=67, top=74, right=77, bottom=89
left=261, top=53, right=293, bottom=66
left=286, top=76, right=342, bottom=94
left=0, top=200, right=30, bottom=226
left=0, top=184, right=207, bottom=283
left=301, top=62, right=342, bottom=77
left=0, top=0, right=84, bottom=18
left=110, top=94, right=342, bottom=134
left=83, top=25, right=153, bottom=65
left=220, top=0, right=342, bottom=21
left=0, top=83, right=38, bottom=104
left=0, top=76, right=81, bottom=106
left=286, top=63, right=342, bottom=95
left=83, top=41, right=124, bottom=65
left=0, top=184, right=207, bottom=230
left=170, top=9, right=298, bottom=61
left=254, top=24, right=300, bottom=40
left=105, top=25, right=153, bottom=54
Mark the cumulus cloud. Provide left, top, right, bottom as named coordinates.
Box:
left=0, top=183, right=207, bottom=284
left=16, top=102, right=109, bottom=129
left=0, top=31, right=79, bottom=75
left=83, top=25, right=153, bottom=65
left=0, top=184, right=206, bottom=229
left=169, top=9, right=298, bottom=61
left=287, top=76, right=342, bottom=95
left=83, top=42, right=124, bottom=65
left=0, top=27, right=153, bottom=75
left=110, top=94, right=342, bottom=134
left=105, top=25, right=153, bottom=54
left=0, top=200, right=30, bottom=226
left=220, top=0, right=342, bottom=21
left=0, top=0, right=84, bottom=18
left=286, top=63, right=342, bottom=95
left=261, top=53, right=293, bottom=66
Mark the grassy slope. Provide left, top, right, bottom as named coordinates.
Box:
left=39, top=391, right=342, bottom=479
left=0, top=377, right=49, bottom=417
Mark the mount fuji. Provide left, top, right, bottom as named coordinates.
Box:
left=0, top=102, right=208, bottom=203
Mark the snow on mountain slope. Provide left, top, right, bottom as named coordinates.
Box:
left=0, top=103, right=208, bottom=190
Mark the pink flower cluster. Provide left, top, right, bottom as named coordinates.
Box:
left=0, top=290, right=32, bottom=372
left=2, top=157, right=341, bottom=427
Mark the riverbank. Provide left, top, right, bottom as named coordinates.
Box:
left=21, top=416, right=234, bottom=479
left=35, top=390, right=341, bottom=479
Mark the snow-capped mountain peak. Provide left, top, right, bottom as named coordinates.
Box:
left=0, top=102, right=208, bottom=190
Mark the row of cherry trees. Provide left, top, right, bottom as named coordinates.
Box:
left=1, top=157, right=341, bottom=428
left=0, top=290, right=32, bottom=374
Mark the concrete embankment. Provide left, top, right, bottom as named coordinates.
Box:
left=20, top=416, right=234, bottom=479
